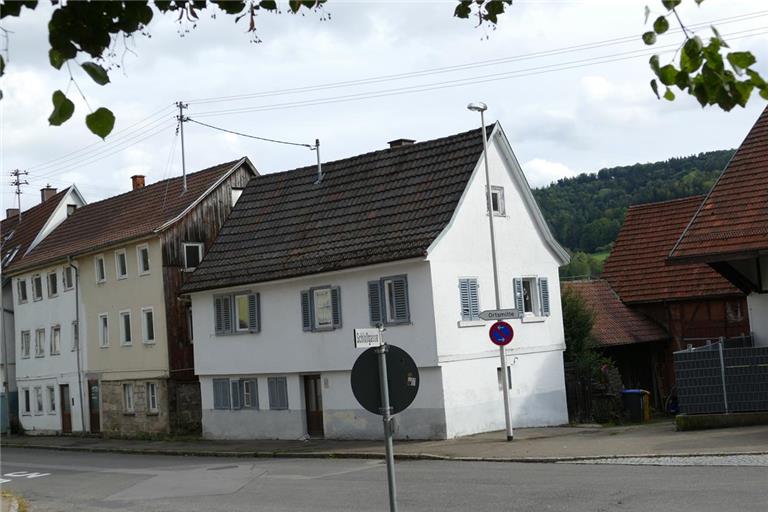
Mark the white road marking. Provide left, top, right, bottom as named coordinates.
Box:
left=3, top=471, right=51, bottom=479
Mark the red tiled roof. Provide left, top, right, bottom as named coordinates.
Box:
left=563, top=280, right=667, bottom=347
left=1, top=188, right=71, bottom=271
left=671, top=106, right=768, bottom=261
left=602, top=196, right=742, bottom=303
left=7, top=159, right=246, bottom=274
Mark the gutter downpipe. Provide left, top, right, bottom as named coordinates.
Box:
left=68, top=257, right=86, bottom=433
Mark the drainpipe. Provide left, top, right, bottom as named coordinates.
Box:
left=68, top=257, right=86, bottom=433
left=1, top=279, right=11, bottom=431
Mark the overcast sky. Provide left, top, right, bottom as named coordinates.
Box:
left=3, top=0, right=768, bottom=211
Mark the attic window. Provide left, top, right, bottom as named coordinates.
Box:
left=67, top=204, right=77, bottom=216
left=183, top=242, right=204, bottom=271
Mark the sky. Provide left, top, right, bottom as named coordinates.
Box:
left=3, top=0, right=768, bottom=211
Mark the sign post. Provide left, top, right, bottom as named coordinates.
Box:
left=377, top=340, right=398, bottom=512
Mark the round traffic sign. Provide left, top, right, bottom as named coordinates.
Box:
left=489, top=321, right=514, bottom=346
left=350, top=344, right=419, bottom=415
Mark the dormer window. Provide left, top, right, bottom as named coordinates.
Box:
left=183, top=242, right=204, bottom=271
left=67, top=204, right=77, bottom=216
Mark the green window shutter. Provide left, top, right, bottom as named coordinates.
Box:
left=368, top=281, right=383, bottom=326
left=331, top=286, right=342, bottom=329
left=513, top=278, right=524, bottom=318
left=539, top=277, right=550, bottom=317
left=248, top=293, right=260, bottom=332
left=392, top=276, right=410, bottom=323
left=301, top=290, right=312, bottom=331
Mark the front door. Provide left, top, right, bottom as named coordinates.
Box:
left=60, top=385, right=72, bottom=433
left=303, top=375, right=324, bottom=437
left=88, top=380, right=101, bottom=433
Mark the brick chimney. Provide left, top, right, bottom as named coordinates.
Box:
left=131, top=175, right=146, bottom=190
left=6, top=208, right=19, bottom=219
left=388, top=138, right=415, bottom=149
left=40, top=185, right=57, bottom=203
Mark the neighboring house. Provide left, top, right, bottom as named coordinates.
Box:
left=7, top=160, right=256, bottom=435
left=1, top=185, right=87, bottom=434
left=601, top=195, right=749, bottom=404
left=183, top=124, right=571, bottom=440
left=669, top=106, right=768, bottom=347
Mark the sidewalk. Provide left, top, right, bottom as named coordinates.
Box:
left=3, top=420, right=767, bottom=462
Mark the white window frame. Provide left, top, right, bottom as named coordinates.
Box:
left=183, top=242, right=204, bottom=271
left=141, top=307, right=155, bottom=344
left=115, top=249, right=128, bottom=280
left=47, top=270, right=58, bottom=298
left=98, top=313, right=109, bottom=347
left=34, top=386, right=43, bottom=415
left=122, top=383, right=134, bottom=413
left=146, top=382, right=158, bottom=413
left=137, top=244, right=151, bottom=275
left=17, top=278, right=28, bottom=304
left=32, top=274, right=43, bottom=301
left=313, top=287, right=334, bottom=330
left=20, top=330, right=30, bottom=358
left=21, top=388, right=31, bottom=415
left=234, top=294, right=251, bottom=333
left=50, top=325, right=61, bottom=355
left=521, top=277, right=540, bottom=316
left=490, top=185, right=505, bottom=216
left=63, top=266, right=74, bottom=291
left=47, top=385, right=56, bottom=414
left=119, top=309, right=132, bottom=345
left=95, top=255, right=106, bottom=283
left=243, top=379, right=259, bottom=409
left=34, top=328, right=45, bottom=357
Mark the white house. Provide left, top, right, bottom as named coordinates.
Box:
left=184, top=123, right=570, bottom=440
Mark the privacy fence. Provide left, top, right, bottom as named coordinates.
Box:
left=674, top=336, right=768, bottom=415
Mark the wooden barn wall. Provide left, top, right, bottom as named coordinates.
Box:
left=161, top=165, right=253, bottom=381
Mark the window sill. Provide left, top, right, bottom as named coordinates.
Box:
left=138, top=271, right=151, bottom=277
left=117, top=276, right=128, bottom=281
left=458, top=320, right=485, bottom=328
left=121, top=343, right=133, bottom=347
left=146, top=411, right=159, bottom=416
left=100, top=345, right=110, bottom=349
left=123, top=412, right=135, bottom=416
left=521, top=315, right=546, bottom=324
left=34, top=355, right=45, bottom=358
left=50, top=352, right=60, bottom=356
left=143, top=340, right=156, bottom=345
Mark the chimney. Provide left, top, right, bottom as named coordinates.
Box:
left=40, top=185, right=57, bottom=203
left=388, top=138, right=415, bottom=149
left=131, top=175, right=146, bottom=190
left=6, top=208, right=19, bottom=219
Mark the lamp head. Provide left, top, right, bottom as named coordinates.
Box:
left=467, top=102, right=488, bottom=113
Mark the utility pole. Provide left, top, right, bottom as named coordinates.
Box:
left=10, top=169, right=29, bottom=220
left=176, top=101, right=189, bottom=192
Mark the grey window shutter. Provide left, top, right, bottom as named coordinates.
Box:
left=368, top=281, right=383, bottom=325
left=459, top=279, right=471, bottom=321
left=539, top=277, right=550, bottom=316
left=468, top=279, right=479, bottom=320
left=331, top=286, right=342, bottom=328
left=214, top=297, right=224, bottom=334
left=301, top=290, right=312, bottom=331
left=268, top=377, right=289, bottom=410
left=213, top=379, right=230, bottom=409
left=231, top=380, right=241, bottom=409
left=392, top=276, right=409, bottom=323
left=514, top=278, right=524, bottom=318
left=248, top=293, right=260, bottom=332
left=215, top=296, right=232, bottom=335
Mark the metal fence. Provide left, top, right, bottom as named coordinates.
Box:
left=674, top=336, right=768, bottom=415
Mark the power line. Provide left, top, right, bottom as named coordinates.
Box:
left=186, top=118, right=315, bottom=148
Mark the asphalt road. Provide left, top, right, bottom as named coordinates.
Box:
left=2, top=448, right=767, bottom=512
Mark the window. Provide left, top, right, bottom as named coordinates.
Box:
left=214, top=292, right=260, bottom=335
left=95, top=255, right=106, bottom=283
left=513, top=277, right=551, bottom=317
left=47, top=386, right=56, bottom=414
left=34, top=387, right=43, bottom=415
left=47, top=270, right=58, bottom=297
left=185, top=304, right=194, bottom=342
left=120, top=310, right=132, bottom=345
left=32, top=274, right=43, bottom=301
left=231, top=380, right=242, bottom=409
left=35, top=329, right=45, bottom=357
left=72, top=321, right=79, bottom=351
left=213, top=379, right=231, bottom=410
left=459, top=278, right=480, bottom=321
left=17, top=279, right=28, bottom=304
left=490, top=186, right=505, bottom=216
left=22, top=388, right=30, bottom=415
left=115, top=249, right=128, bottom=279
left=67, top=204, right=77, bottom=216
left=243, top=379, right=258, bottom=409
left=368, top=276, right=410, bottom=326
left=231, top=188, right=244, bottom=206
left=146, top=382, right=158, bottom=413
left=183, top=242, right=204, bottom=270
left=137, top=244, right=151, bottom=275
left=122, top=383, right=134, bottom=413
left=142, top=307, right=155, bottom=343
left=20, top=331, right=30, bottom=358
left=63, top=266, right=74, bottom=290
left=268, top=377, right=289, bottom=410
left=301, top=286, right=341, bottom=332
left=50, top=325, right=61, bottom=355
left=99, top=313, right=109, bottom=347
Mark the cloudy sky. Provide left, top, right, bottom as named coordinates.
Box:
left=3, top=0, right=768, bottom=211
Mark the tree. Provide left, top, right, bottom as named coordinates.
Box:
left=561, top=285, right=595, bottom=363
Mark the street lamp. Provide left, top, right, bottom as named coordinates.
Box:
left=467, top=102, right=514, bottom=441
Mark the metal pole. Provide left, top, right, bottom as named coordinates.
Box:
left=69, top=259, right=86, bottom=433
left=314, top=139, right=323, bottom=184
left=718, top=337, right=729, bottom=414
left=377, top=341, right=398, bottom=512
left=478, top=108, right=514, bottom=441
left=177, top=102, right=188, bottom=192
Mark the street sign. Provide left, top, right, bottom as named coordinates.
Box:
left=489, top=321, right=514, bottom=346
left=354, top=328, right=382, bottom=348
left=350, top=344, right=419, bottom=415
left=479, top=309, right=520, bottom=321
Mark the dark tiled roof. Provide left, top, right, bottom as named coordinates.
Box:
left=671, top=106, right=768, bottom=261
left=7, top=159, right=245, bottom=274
left=602, top=196, right=741, bottom=303
left=1, top=188, right=70, bottom=271
left=563, top=280, right=667, bottom=347
left=183, top=125, right=493, bottom=292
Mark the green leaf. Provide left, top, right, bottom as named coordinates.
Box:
left=675, top=70, right=690, bottom=89
left=663, top=88, right=675, bottom=101
left=259, top=0, right=277, bottom=9
left=759, top=87, right=768, bottom=101
left=48, top=90, right=75, bottom=126
left=49, top=49, right=66, bottom=70
left=653, top=16, right=669, bottom=34
left=661, top=0, right=682, bottom=10
left=649, top=54, right=661, bottom=73
left=658, top=64, right=678, bottom=86
left=650, top=79, right=660, bottom=99
left=85, top=107, right=116, bottom=139
left=711, top=25, right=728, bottom=48
left=680, top=37, right=703, bottom=72
left=733, top=81, right=754, bottom=107
left=727, top=51, right=757, bottom=75
left=454, top=1, right=472, bottom=19
left=81, top=62, right=110, bottom=85
left=642, top=31, right=657, bottom=45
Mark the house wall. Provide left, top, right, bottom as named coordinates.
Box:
left=747, top=293, right=768, bottom=347
left=2, top=283, right=16, bottom=394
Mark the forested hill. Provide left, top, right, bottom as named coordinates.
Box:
left=532, top=149, right=735, bottom=253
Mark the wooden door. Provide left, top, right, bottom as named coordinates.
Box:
left=303, top=375, right=324, bottom=437
left=60, top=385, right=72, bottom=433
left=88, top=380, right=101, bottom=433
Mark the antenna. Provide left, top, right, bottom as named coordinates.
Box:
left=176, top=101, right=189, bottom=192
left=313, top=139, right=323, bottom=184
left=10, top=169, right=29, bottom=221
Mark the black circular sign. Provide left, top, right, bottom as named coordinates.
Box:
left=350, top=344, right=419, bottom=415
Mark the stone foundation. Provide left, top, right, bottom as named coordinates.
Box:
left=168, top=379, right=202, bottom=435
left=100, top=379, right=170, bottom=435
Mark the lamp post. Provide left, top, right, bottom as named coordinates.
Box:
left=467, top=102, right=514, bottom=441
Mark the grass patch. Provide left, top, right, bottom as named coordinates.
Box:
left=2, top=490, right=29, bottom=512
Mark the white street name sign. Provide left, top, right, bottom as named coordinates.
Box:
left=354, top=328, right=382, bottom=348
left=478, top=309, right=520, bottom=321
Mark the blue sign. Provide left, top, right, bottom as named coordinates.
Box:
left=489, top=321, right=514, bottom=346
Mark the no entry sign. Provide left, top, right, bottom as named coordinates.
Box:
left=489, top=321, right=514, bottom=346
